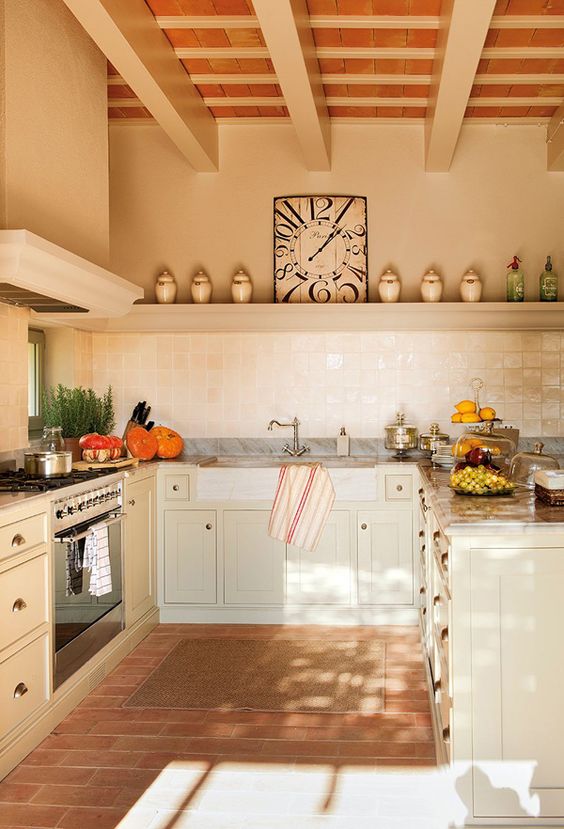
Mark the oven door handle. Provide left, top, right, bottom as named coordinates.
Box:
left=54, top=513, right=126, bottom=544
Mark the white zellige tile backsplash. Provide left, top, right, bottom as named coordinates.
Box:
left=91, top=331, right=564, bottom=439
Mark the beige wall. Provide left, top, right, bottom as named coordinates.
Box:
left=0, top=304, right=29, bottom=452
left=3, top=0, right=109, bottom=267
left=109, top=123, right=564, bottom=303
left=44, top=328, right=93, bottom=391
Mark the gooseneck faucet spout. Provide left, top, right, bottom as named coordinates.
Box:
left=267, top=417, right=310, bottom=457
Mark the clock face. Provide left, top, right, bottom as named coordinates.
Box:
left=273, top=195, right=367, bottom=303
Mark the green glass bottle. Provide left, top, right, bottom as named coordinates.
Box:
left=540, top=255, right=558, bottom=302
left=506, top=255, right=525, bottom=302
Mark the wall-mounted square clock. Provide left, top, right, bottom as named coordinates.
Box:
left=273, top=195, right=368, bottom=303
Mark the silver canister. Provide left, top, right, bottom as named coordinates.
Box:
left=384, top=412, right=418, bottom=458
left=419, top=422, right=449, bottom=457
left=24, top=451, right=72, bottom=477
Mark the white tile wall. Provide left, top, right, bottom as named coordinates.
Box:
left=91, top=330, right=564, bottom=439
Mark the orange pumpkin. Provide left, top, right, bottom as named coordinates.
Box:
left=126, top=426, right=158, bottom=460
left=150, top=426, right=184, bottom=459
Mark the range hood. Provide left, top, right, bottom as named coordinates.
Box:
left=0, top=230, right=143, bottom=318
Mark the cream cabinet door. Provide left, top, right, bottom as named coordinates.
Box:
left=287, top=511, right=351, bottom=605
left=357, top=510, right=413, bottom=605
left=224, top=511, right=285, bottom=605
left=164, top=510, right=216, bottom=604
left=124, top=473, right=156, bottom=625
left=471, top=546, right=564, bottom=819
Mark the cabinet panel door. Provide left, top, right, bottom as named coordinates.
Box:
left=471, top=546, right=564, bottom=818
left=125, top=474, right=156, bottom=626
left=357, top=510, right=413, bottom=605
left=287, top=511, right=351, bottom=605
left=224, top=511, right=285, bottom=605
left=164, top=511, right=216, bottom=604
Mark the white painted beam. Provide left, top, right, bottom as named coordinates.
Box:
left=547, top=104, right=564, bottom=170
left=62, top=0, right=218, bottom=171
left=482, top=46, right=564, bottom=59
left=425, top=0, right=496, bottom=172
left=252, top=0, right=331, bottom=171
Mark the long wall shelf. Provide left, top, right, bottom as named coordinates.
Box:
left=58, top=302, right=564, bottom=333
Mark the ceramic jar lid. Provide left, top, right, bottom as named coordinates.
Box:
left=461, top=268, right=480, bottom=283
left=233, top=269, right=251, bottom=284
left=422, top=269, right=441, bottom=283
left=193, top=271, right=210, bottom=284
left=380, top=269, right=399, bottom=283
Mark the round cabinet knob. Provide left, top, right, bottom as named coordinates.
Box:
left=13, top=682, right=28, bottom=699
left=11, top=598, right=27, bottom=613
left=360, top=523, right=367, bottom=530
left=172, top=485, right=180, bottom=491
left=433, top=595, right=440, bottom=606
left=128, top=499, right=136, bottom=506
left=11, top=534, right=25, bottom=548
left=396, top=484, right=403, bottom=492
left=441, top=626, right=449, bottom=642
left=205, top=523, right=213, bottom=530
left=419, top=586, right=426, bottom=595
left=442, top=726, right=450, bottom=743
left=433, top=679, right=442, bottom=692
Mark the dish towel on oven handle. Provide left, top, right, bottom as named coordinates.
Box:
left=268, top=463, right=335, bottom=552
left=65, top=539, right=84, bottom=597
left=83, top=524, right=113, bottom=597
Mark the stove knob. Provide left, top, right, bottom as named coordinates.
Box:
left=77, top=502, right=85, bottom=511
left=56, top=509, right=64, bottom=519
left=67, top=506, right=75, bottom=515
left=92, top=496, right=99, bottom=505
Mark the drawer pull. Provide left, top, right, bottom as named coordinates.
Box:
left=440, top=626, right=449, bottom=643
left=360, top=523, right=367, bottom=530
left=433, top=679, right=441, bottom=692
left=421, top=543, right=426, bottom=553
left=418, top=488, right=423, bottom=495
left=172, top=485, right=180, bottom=491
left=13, top=682, right=28, bottom=699
left=418, top=530, right=424, bottom=538
left=441, top=552, right=449, bottom=569
left=422, top=504, right=430, bottom=513
left=422, top=607, right=426, bottom=615
left=396, top=484, right=403, bottom=492
left=433, top=530, right=441, bottom=541
left=419, top=586, right=426, bottom=595
left=205, top=523, right=213, bottom=530
left=128, top=499, right=136, bottom=507
left=11, top=534, right=25, bottom=548
left=11, top=598, right=27, bottom=613
left=442, top=725, right=450, bottom=743
left=433, top=594, right=440, bottom=606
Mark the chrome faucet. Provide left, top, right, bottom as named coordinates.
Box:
left=267, top=417, right=310, bottom=457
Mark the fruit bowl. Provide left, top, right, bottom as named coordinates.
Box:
left=450, top=460, right=516, bottom=496
left=450, top=485, right=516, bottom=497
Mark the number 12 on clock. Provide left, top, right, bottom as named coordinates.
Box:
left=273, top=195, right=368, bottom=304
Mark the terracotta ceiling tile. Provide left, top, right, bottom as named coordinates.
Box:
left=213, top=0, right=255, bottom=11
left=360, top=83, right=404, bottom=94
left=506, top=0, right=564, bottom=12
left=163, top=28, right=200, bottom=47
left=145, top=0, right=184, bottom=14
left=477, top=84, right=512, bottom=95
left=374, top=58, right=406, bottom=72
left=181, top=57, right=212, bottom=71
left=249, top=83, right=280, bottom=95
left=408, top=84, right=429, bottom=96
left=108, top=107, right=126, bottom=118
left=373, top=1, right=409, bottom=12
left=324, top=83, right=349, bottom=94
left=376, top=105, right=403, bottom=115
left=471, top=84, right=481, bottom=96
left=493, top=0, right=509, bottom=12
left=403, top=106, right=426, bottom=116
left=405, top=58, right=432, bottom=73
left=109, top=84, right=137, bottom=97
left=318, top=58, right=346, bottom=71
left=465, top=106, right=476, bottom=116
left=232, top=105, right=260, bottom=115
left=223, top=84, right=251, bottom=95
left=196, top=83, right=225, bottom=95
left=484, top=30, right=499, bottom=47
left=124, top=106, right=153, bottom=117
left=347, top=84, right=378, bottom=95
left=345, top=58, right=376, bottom=72
left=307, top=0, right=339, bottom=12
left=373, top=29, right=408, bottom=47
left=522, top=57, right=559, bottom=70
left=499, top=104, right=530, bottom=115
left=409, top=0, right=440, bottom=11
left=472, top=106, right=502, bottom=116
left=407, top=29, right=437, bottom=47
left=226, top=28, right=265, bottom=47
left=342, top=29, right=375, bottom=46
left=495, top=28, right=534, bottom=46
left=531, top=28, right=564, bottom=45
left=329, top=105, right=378, bottom=115
left=196, top=28, right=231, bottom=46
left=477, top=58, right=489, bottom=72
left=528, top=104, right=557, bottom=115
left=485, top=58, right=526, bottom=72
left=539, top=83, right=564, bottom=95
left=508, top=83, right=540, bottom=94
left=210, top=105, right=236, bottom=116
left=337, top=0, right=373, bottom=12
left=314, top=28, right=342, bottom=46
left=178, top=0, right=216, bottom=12
left=553, top=58, right=564, bottom=69
left=238, top=57, right=274, bottom=71
left=107, top=61, right=119, bottom=74
left=257, top=105, right=288, bottom=115
left=208, top=57, right=241, bottom=71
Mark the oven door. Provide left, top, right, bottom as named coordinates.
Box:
left=53, top=511, right=124, bottom=689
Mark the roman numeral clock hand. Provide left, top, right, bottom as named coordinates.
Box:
left=308, top=226, right=340, bottom=262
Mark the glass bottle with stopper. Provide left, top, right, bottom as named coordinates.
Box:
left=540, top=256, right=558, bottom=302
left=506, top=255, right=525, bottom=302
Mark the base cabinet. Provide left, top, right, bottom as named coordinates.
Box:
left=164, top=510, right=217, bottom=604
left=357, top=510, right=413, bottom=605
left=224, top=511, right=285, bottom=605
left=287, top=511, right=351, bottom=605
left=124, top=471, right=156, bottom=626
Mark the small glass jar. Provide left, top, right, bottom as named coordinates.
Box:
left=155, top=270, right=177, bottom=304
left=459, top=269, right=482, bottom=303
left=378, top=270, right=401, bottom=303
left=420, top=269, right=443, bottom=303
left=191, top=271, right=212, bottom=304
left=231, top=270, right=253, bottom=303
left=41, top=426, right=65, bottom=452
left=510, top=442, right=559, bottom=490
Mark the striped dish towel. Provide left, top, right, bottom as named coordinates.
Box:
left=84, top=525, right=113, bottom=597
left=268, top=463, right=335, bottom=552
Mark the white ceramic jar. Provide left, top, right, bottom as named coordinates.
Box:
left=378, top=269, right=401, bottom=303
left=155, top=270, right=177, bottom=304
left=191, top=271, right=212, bottom=304
left=420, top=269, right=443, bottom=303
left=231, top=269, right=253, bottom=303
left=459, top=268, right=482, bottom=302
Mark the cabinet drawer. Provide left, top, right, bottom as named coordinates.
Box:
left=0, top=555, right=48, bottom=652
left=0, top=514, right=47, bottom=563
left=164, top=475, right=190, bottom=501
left=0, top=634, right=49, bottom=737
left=384, top=475, right=412, bottom=501
left=432, top=527, right=449, bottom=582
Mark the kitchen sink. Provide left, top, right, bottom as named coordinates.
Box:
left=199, top=455, right=381, bottom=468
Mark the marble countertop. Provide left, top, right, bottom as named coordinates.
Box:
left=420, top=463, right=564, bottom=535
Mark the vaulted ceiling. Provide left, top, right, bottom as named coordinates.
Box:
left=62, top=0, right=564, bottom=172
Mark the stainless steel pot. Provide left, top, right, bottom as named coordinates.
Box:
left=419, top=422, right=449, bottom=457
left=24, top=451, right=72, bottom=477
left=384, top=412, right=418, bottom=458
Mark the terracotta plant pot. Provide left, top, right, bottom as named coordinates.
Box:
left=64, top=437, right=82, bottom=463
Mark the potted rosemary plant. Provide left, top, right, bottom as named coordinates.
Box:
left=41, top=385, right=116, bottom=461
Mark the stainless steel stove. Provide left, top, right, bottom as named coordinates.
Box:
left=0, top=468, right=116, bottom=493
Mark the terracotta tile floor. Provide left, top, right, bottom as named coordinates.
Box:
left=0, top=625, right=451, bottom=829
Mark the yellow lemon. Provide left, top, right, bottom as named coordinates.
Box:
left=452, top=439, right=473, bottom=457
left=461, top=412, right=481, bottom=423
left=455, top=399, right=477, bottom=414
left=451, top=413, right=462, bottom=423
left=479, top=406, right=496, bottom=421
left=468, top=438, right=483, bottom=448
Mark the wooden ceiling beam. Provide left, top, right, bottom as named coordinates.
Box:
left=547, top=104, right=564, bottom=171
left=252, top=0, right=331, bottom=171
left=425, top=0, right=495, bottom=172
left=62, top=0, right=218, bottom=171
